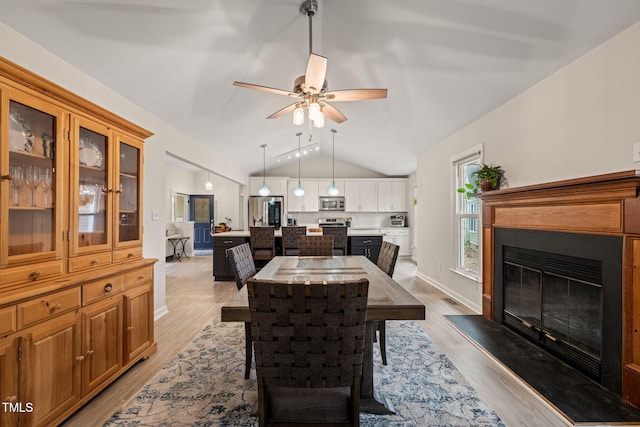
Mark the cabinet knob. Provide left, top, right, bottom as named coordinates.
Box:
left=127, top=253, right=135, bottom=258
left=6, top=395, right=18, bottom=403
left=0, top=174, right=12, bottom=181
left=29, top=270, right=42, bottom=281
left=104, top=283, right=113, bottom=293
left=91, top=259, right=100, bottom=265
left=127, top=326, right=134, bottom=331
left=138, top=275, right=146, bottom=280
left=86, top=350, right=95, bottom=357
left=76, top=355, right=84, bottom=362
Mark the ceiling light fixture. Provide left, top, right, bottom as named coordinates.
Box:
left=328, top=129, right=340, bottom=196
left=258, top=144, right=271, bottom=196
left=276, top=141, right=320, bottom=163
left=205, top=171, right=213, bottom=191
left=293, top=132, right=305, bottom=197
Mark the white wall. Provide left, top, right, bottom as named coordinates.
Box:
left=0, top=22, right=249, bottom=319
left=416, top=20, right=640, bottom=312
left=265, top=155, right=387, bottom=179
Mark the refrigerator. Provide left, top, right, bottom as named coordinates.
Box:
left=248, top=196, right=284, bottom=230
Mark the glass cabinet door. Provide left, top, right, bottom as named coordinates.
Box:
left=70, top=117, right=112, bottom=256
left=1, top=92, right=65, bottom=265
left=115, top=135, right=143, bottom=247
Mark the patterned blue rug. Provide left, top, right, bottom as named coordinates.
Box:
left=105, top=320, right=505, bottom=426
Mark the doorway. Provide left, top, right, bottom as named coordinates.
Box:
left=189, top=194, right=214, bottom=251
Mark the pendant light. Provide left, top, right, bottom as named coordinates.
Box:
left=258, top=144, right=271, bottom=196
left=205, top=172, right=213, bottom=191
left=328, top=129, right=340, bottom=196
left=293, top=132, right=305, bottom=197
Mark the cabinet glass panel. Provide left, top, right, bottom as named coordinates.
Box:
left=77, top=127, right=108, bottom=247
left=7, top=101, right=56, bottom=256
left=118, top=142, right=139, bottom=242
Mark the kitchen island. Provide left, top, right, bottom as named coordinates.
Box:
left=212, top=229, right=384, bottom=280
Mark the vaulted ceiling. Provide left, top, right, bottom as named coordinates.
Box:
left=3, top=1, right=640, bottom=177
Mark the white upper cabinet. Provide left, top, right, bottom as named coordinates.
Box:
left=344, top=181, right=377, bottom=212
left=287, top=180, right=319, bottom=212
left=377, top=180, right=408, bottom=212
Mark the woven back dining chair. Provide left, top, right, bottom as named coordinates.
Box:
left=373, top=241, right=400, bottom=365
left=298, top=235, right=334, bottom=256
left=281, top=226, right=307, bottom=255
left=247, top=277, right=369, bottom=427
left=250, top=226, right=276, bottom=266
left=322, top=226, right=348, bottom=256
left=226, top=242, right=258, bottom=379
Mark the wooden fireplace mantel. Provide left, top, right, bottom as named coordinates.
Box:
left=480, top=169, right=640, bottom=408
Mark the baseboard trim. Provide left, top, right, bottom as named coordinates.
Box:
left=414, top=271, right=481, bottom=314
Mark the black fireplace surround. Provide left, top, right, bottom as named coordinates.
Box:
left=493, top=228, right=623, bottom=395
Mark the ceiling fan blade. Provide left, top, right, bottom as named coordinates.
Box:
left=320, top=102, right=347, bottom=124
left=267, top=103, right=298, bottom=119
left=323, top=88, right=388, bottom=102
left=305, top=54, right=327, bottom=94
left=233, top=81, right=297, bottom=97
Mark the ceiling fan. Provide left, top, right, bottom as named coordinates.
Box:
left=233, top=0, right=387, bottom=127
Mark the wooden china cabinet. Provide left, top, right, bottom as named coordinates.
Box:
left=0, top=57, right=156, bottom=427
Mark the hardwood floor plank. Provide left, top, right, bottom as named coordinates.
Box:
left=62, top=255, right=571, bottom=427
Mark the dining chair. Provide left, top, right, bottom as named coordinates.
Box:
left=298, top=234, right=334, bottom=256
left=373, top=241, right=400, bottom=365
left=247, top=277, right=369, bottom=427
left=322, top=226, right=348, bottom=255
left=227, top=242, right=258, bottom=379
left=250, top=226, right=276, bottom=266
left=281, top=225, right=307, bottom=255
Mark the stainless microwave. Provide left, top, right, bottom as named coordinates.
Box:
left=319, top=196, right=345, bottom=211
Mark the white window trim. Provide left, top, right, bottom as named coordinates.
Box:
left=450, top=144, right=483, bottom=281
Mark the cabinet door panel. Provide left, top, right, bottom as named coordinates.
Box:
left=0, top=336, right=19, bottom=427
left=82, top=296, right=123, bottom=395
left=2, top=88, right=66, bottom=269
left=22, top=311, right=81, bottom=427
left=124, top=283, right=153, bottom=363
left=115, top=135, right=143, bottom=248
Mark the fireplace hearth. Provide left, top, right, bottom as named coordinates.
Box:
left=494, top=229, right=622, bottom=393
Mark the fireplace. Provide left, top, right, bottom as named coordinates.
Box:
left=494, top=228, right=622, bottom=394
left=478, top=170, right=640, bottom=408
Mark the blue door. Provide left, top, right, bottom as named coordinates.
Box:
left=189, top=194, right=214, bottom=250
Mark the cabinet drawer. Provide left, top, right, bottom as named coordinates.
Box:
left=124, top=266, right=153, bottom=289
left=68, top=252, right=112, bottom=273
left=213, top=237, right=246, bottom=248
left=17, top=287, right=81, bottom=329
left=0, top=260, right=64, bottom=288
left=350, top=236, right=383, bottom=247
left=83, top=276, right=124, bottom=305
left=0, top=306, right=16, bottom=336
left=113, top=246, right=143, bottom=263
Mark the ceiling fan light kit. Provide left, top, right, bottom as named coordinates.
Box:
left=233, top=0, right=387, bottom=127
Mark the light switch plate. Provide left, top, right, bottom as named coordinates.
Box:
left=152, top=209, right=160, bottom=221
left=634, top=142, right=640, bottom=162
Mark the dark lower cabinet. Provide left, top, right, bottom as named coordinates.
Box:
left=212, top=236, right=248, bottom=280
left=348, top=236, right=383, bottom=264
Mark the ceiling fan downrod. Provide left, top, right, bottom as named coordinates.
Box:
left=300, top=0, right=318, bottom=56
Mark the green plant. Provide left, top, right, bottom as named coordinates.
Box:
left=456, top=163, right=504, bottom=199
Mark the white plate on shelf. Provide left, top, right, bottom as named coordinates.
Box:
left=9, top=112, right=34, bottom=152
left=79, top=137, right=103, bottom=168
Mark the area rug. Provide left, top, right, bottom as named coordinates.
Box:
left=105, top=320, right=505, bottom=426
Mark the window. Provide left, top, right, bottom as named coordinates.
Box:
left=453, top=147, right=481, bottom=279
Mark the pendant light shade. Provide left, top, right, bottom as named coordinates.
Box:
left=205, top=172, right=213, bottom=191
left=328, top=129, right=340, bottom=196
left=258, top=144, right=271, bottom=196
left=293, top=132, right=305, bottom=197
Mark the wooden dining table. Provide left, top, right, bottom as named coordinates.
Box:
left=220, top=255, right=426, bottom=414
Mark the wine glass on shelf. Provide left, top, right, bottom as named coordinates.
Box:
left=40, top=167, right=53, bottom=207
left=25, top=165, right=41, bottom=207
left=9, top=164, right=24, bottom=206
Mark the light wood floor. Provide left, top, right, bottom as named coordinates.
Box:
left=62, top=255, right=571, bottom=427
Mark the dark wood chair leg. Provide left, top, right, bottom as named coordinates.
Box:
left=244, top=322, right=252, bottom=379
left=379, top=320, right=387, bottom=365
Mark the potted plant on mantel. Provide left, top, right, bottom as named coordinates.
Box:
left=457, top=163, right=505, bottom=199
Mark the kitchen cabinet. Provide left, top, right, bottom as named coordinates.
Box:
left=249, top=178, right=287, bottom=196
left=213, top=236, right=248, bottom=280
left=344, top=181, right=377, bottom=212
left=382, top=228, right=411, bottom=257
left=287, top=180, right=319, bottom=212
left=349, top=235, right=383, bottom=264
left=377, top=180, right=407, bottom=212
left=0, top=57, right=156, bottom=426
left=317, top=180, right=345, bottom=197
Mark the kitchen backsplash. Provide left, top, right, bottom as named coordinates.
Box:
left=291, top=212, right=408, bottom=228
